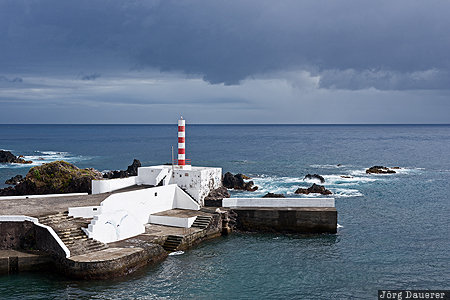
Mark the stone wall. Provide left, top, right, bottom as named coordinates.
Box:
left=58, top=244, right=167, bottom=279
left=232, top=208, right=337, bottom=234
left=0, top=221, right=35, bottom=249
left=0, top=221, right=67, bottom=257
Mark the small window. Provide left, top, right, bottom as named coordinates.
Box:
left=155, top=192, right=158, bottom=196
left=180, top=174, right=182, bottom=177
left=93, top=208, right=97, bottom=211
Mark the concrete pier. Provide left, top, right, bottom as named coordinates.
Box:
left=1, top=190, right=338, bottom=278
left=232, top=207, right=337, bottom=234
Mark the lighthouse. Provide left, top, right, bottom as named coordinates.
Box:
left=178, top=117, right=186, bottom=168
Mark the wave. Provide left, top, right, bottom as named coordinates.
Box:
left=309, top=164, right=349, bottom=169
left=0, top=150, right=88, bottom=169
left=330, top=188, right=364, bottom=198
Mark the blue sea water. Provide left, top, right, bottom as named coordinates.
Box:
left=0, top=124, right=449, bottom=299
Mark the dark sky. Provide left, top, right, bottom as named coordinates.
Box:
left=1, top=0, right=449, bottom=123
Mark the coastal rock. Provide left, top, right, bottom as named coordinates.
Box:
left=366, top=166, right=396, bottom=174
left=0, top=161, right=103, bottom=196
left=262, top=192, right=285, bottom=198
left=222, top=172, right=258, bottom=191
left=303, top=174, right=325, bottom=183
left=294, top=183, right=332, bottom=195
left=126, top=159, right=141, bottom=176
left=205, top=186, right=230, bottom=200
left=5, top=174, right=24, bottom=185
left=0, top=150, right=32, bottom=164
left=103, top=159, right=142, bottom=179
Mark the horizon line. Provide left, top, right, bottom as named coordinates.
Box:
left=0, top=123, right=449, bottom=126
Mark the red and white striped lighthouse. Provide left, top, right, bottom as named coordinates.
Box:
left=178, top=117, right=186, bottom=167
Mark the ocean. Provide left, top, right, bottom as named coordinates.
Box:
left=0, top=124, right=449, bottom=299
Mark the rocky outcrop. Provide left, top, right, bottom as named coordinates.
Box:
left=222, top=172, right=258, bottom=191
left=204, top=186, right=230, bottom=201
left=5, top=174, right=24, bottom=185
left=103, top=159, right=142, bottom=179
left=303, top=174, right=325, bottom=183
left=366, top=166, right=396, bottom=174
left=0, top=150, right=32, bottom=164
left=204, top=186, right=231, bottom=207
left=0, top=161, right=103, bottom=196
left=262, top=192, right=285, bottom=198
left=295, top=183, right=332, bottom=195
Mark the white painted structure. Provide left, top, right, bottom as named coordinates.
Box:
left=79, top=184, right=200, bottom=243
left=137, top=165, right=221, bottom=205
left=222, top=197, right=335, bottom=208
left=91, top=117, right=222, bottom=205
left=92, top=165, right=221, bottom=205
left=92, top=177, right=137, bottom=195
left=0, top=215, right=71, bottom=258
left=149, top=215, right=197, bottom=228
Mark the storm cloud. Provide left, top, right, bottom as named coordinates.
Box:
left=0, top=0, right=449, bottom=123
left=1, top=0, right=450, bottom=89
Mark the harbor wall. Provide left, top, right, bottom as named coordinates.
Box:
left=232, top=208, right=337, bottom=234
left=0, top=220, right=68, bottom=257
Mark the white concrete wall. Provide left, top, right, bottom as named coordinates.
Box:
left=92, top=176, right=137, bottom=194
left=0, top=215, right=71, bottom=258
left=85, top=184, right=200, bottom=243
left=148, top=215, right=197, bottom=228
left=169, top=167, right=222, bottom=205
left=222, top=197, right=335, bottom=208
left=68, top=206, right=101, bottom=218
left=136, top=167, right=162, bottom=185
left=97, top=165, right=222, bottom=205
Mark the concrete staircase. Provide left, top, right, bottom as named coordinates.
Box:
left=191, top=215, right=212, bottom=229
left=162, top=235, right=183, bottom=252
left=38, top=212, right=108, bottom=257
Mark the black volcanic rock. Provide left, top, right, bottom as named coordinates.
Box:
left=5, top=174, right=24, bottom=185
left=0, top=150, right=32, bottom=164
left=304, top=174, right=325, bottom=183
left=222, top=172, right=258, bottom=191
left=126, top=159, right=141, bottom=176
left=205, top=186, right=230, bottom=201
left=366, top=166, right=396, bottom=174
left=295, top=183, right=332, bottom=195
left=262, top=192, right=285, bottom=198
left=103, top=159, right=142, bottom=179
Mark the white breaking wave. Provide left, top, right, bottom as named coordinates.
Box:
left=309, top=164, right=349, bottom=169
left=0, top=150, right=87, bottom=169
left=330, top=188, right=364, bottom=198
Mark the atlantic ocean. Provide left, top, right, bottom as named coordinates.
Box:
left=0, top=124, right=449, bottom=299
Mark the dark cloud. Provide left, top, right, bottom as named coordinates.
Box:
left=81, top=73, right=101, bottom=81
left=1, top=0, right=450, bottom=90
left=0, top=76, right=23, bottom=83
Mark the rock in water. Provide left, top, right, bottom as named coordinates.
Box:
left=5, top=161, right=103, bottom=195
left=5, top=175, right=24, bottom=185
left=303, top=174, right=325, bottom=183
left=366, top=166, right=396, bottom=174
left=103, top=159, right=142, bottom=178
left=222, top=172, right=258, bottom=191
left=0, top=150, right=32, bottom=164
left=262, top=192, right=285, bottom=198
left=126, top=159, right=141, bottom=176
left=295, top=183, right=332, bottom=195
